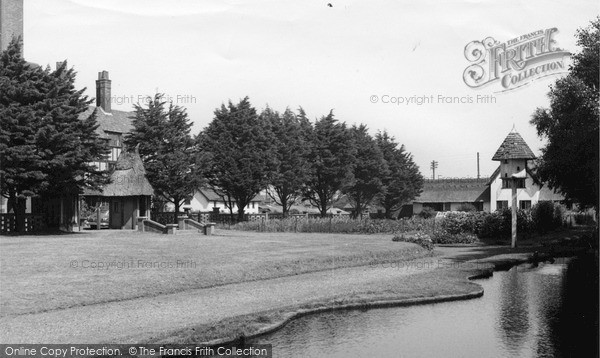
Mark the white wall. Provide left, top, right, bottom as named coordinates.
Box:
left=490, top=174, right=540, bottom=211
left=188, top=191, right=260, bottom=214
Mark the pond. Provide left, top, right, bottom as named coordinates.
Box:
left=250, top=255, right=598, bottom=358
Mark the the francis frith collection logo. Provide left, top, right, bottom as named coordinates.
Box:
left=463, top=28, right=570, bottom=92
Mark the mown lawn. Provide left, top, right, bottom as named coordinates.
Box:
left=0, top=230, right=428, bottom=316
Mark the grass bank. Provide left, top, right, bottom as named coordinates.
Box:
left=0, top=230, right=431, bottom=316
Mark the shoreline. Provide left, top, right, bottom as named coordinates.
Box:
left=159, top=245, right=590, bottom=346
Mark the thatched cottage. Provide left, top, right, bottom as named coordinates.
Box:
left=84, top=149, right=153, bottom=229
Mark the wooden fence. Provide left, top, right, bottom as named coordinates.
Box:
left=0, top=214, right=47, bottom=233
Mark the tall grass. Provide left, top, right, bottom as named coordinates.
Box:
left=222, top=216, right=439, bottom=234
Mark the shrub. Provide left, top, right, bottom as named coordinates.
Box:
left=419, top=207, right=437, bottom=219
left=392, top=232, right=434, bottom=250
left=441, top=212, right=475, bottom=235
left=476, top=208, right=534, bottom=238
left=431, top=229, right=478, bottom=244
left=229, top=216, right=438, bottom=234
left=531, top=201, right=558, bottom=233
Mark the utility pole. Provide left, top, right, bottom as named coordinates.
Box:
left=477, top=152, right=480, bottom=179
left=511, top=178, right=518, bottom=248
left=430, top=160, right=438, bottom=180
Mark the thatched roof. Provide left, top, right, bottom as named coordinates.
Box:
left=414, top=179, right=489, bottom=203
left=99, top=150, right=154, bottom=197
left=492, top=131, right=536, bottom=161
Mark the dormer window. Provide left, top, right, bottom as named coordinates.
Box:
left=517, top=166, right=520, bottom=171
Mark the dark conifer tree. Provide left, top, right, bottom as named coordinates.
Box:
left=344, top=125, right=388, bottom=218
left=302, top=111, right=356, bottom=217
left=0, top=39, right=109, bottom=231
left=375, top=130, right=423, bottom=218
left=199, top=97, right=276, bottom=221
left=124, top=94, right=202, bottom=223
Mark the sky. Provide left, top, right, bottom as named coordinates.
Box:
left=21, top=0, right=600, bottom=179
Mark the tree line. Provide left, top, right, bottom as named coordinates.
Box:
left=125, top=95, right=424, bottom=221
left=2, top=17, right=597, bottom=230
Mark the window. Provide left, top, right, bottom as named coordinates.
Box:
left=252, top=202, right=255, bottom=209
left=110, top=147, right=121, bottom=162
left=107, top=133, right=122, bottom=147
left=113, top=201, right=120, bottom=213
left=502, top=178, right=525, bottom=189
left=443, top=202, right=451, bottom=211
left=519, top=200, right=532, bottom=210
left=424, top=203, right=443, bottom=211
left=497, top=201, right=508, bottom=210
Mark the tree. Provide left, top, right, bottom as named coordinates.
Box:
left=262, top=107, right=310, bottom=217
left=0, top=39, right=109, bottom=231
left=375, top=130, right=423, bottom=218
left=530, top=18, right=599, bottom=211
left=199, top=97, right=276, bottom=221
left=124, top=94, right=202, bottom=223
left=343, top=125, right=388, bottom=218
left=302, top=111, right=356, bottom=217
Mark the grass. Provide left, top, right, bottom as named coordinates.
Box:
left=0, top=229, right=430, bottom=317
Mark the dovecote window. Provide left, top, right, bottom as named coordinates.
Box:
left=502, top=178, right=526, bottom=189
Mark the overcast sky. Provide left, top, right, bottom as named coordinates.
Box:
left=22, top=0, right=599, bottom=178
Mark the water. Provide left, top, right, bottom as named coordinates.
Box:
left=250, top=256, right=599, bottom=358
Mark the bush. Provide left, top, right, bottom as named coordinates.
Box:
left=419, top=207, right=437, bottom=219
left=531, top=201, right=559, bottom=233
left=392, top=232, right=434, bottom=250
left=476, top=208, right=534, bottom=238
left=440, top=212, right=483, bottom=235
left=230, top=216, right=437, bottom=234
left=431, top=229, right=478, bottom=244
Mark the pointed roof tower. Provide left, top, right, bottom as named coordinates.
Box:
left=492, top=129, right=536, bottom=161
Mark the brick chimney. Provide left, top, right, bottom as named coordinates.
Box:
left=0, top=0, right=24, bottom=53
left=96, top=71, right=111, bottom=112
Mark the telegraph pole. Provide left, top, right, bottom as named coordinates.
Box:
left=477, top=152, right=480, bottom=179
left=430, top=160, right=438, bottom=180
left=511, top=178, right=518, bottom=248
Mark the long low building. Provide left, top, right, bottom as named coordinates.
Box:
left=413, top=178, right=490, bottom=213
left=412, top=130, right=565, bottom=214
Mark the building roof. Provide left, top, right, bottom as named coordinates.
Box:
left=79, top=106, right=134, bottom=139
left=492, top=131, right=536, bottom=161
left=95, top=150, right=154, bottom=197
left=414, top=178, right=489, bottom=203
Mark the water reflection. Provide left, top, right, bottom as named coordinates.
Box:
left=497, top=266, right=530, bottom=354
left=250, top=256, right=599, bottom=358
